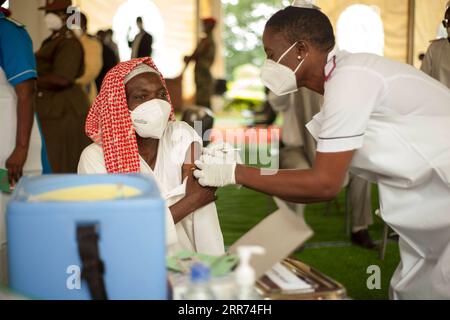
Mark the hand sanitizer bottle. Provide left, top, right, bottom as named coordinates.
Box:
left=184, top=263, right=216, bottom=300
left=234, top=246, right=266, bottom=300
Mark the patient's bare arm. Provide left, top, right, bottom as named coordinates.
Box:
left=169, top=142, right=217, bottom=223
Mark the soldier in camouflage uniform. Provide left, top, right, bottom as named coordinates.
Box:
left=35, top=0, right=91, bottom=173
left=185, top=17, right=217, bottom=109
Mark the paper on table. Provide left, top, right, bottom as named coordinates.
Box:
left=266, top=263, right=313, bottom=292
left=229, top=197, right=313, bottom=280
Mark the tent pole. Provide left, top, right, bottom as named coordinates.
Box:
left=196, top=0, right=201, bottom=41
left=407, top=0, right=415, bottom=65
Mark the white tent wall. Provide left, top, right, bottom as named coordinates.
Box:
left=9, top=0, right=50, bottom=52
left=7, top=0, right=447, bottom=84
left=72, top=0, right=199, bottom=101
left=318, top=0, right=409, bottom=63
left=83, top=0, right=224, bottom=102
left=317, top=0, right=448, bottom=67
left=8, top=0, right=224, bottom=104
left=414, top=0, right=448, bottom=67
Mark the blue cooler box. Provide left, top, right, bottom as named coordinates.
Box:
left=6, top=174, right=167, bottom=300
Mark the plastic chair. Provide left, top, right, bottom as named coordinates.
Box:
left=375, top=209, right=390, bottom=261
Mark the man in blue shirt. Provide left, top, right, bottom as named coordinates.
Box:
left=0, top=2, right=44, bottom=182
left=0, top=0, right=43, bottom=284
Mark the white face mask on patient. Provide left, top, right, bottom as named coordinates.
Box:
left=130, top=99, right=171, bottom=139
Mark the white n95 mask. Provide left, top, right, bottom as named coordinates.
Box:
left=130, top=99, right=171, bottom=139
left=44, top=13, right=64, bottom=31
left=260, top=42, right=307, bottom=96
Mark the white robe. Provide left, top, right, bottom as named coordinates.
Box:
left=78, top=121, right=224, bottom=256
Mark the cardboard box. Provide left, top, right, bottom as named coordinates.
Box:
left=229, top=198, right=314, bottom=279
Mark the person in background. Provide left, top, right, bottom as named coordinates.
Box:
left=35, top=0, right=91, bottom=173
left=128, top=17, right=153, bottom=58
left=269, top=89, right=376, bottom=249
left=95, top=30, right=119, bottom=91
left=418, top=53, right=425, bottom=62
left=0, top=0, right=43, bottom=284
left=267, top=88, right=318, bottom=238
left=96, top=29, right=106, bottom=42
left=184, top=17, right=217, bottom=109
left=251, top=88, right=278, bottom=126
left=210, top=79, right=228, bottom=113
left=0, top=2, right=9, bottom=16
left=421, top=2, right=450, bottom=89
left=78, top=58, right=224, bottom=255
left=347, top=174, right=375, bottom=248
left=104, top=28, right=120, bottom=61
left=74, top=12, right=103, bottom=103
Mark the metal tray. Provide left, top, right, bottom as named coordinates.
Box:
left=257, top=258, right=347, bottom=300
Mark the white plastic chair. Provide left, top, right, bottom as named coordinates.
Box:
left=375, top=209, right=390, bottom=260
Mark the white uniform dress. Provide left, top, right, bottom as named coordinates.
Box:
left=306, top=48, right=450, bottom=299
left=78, top=121, right=225, bottom=256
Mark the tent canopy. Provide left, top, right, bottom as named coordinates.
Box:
left=317, top=0, right=448, bottom=67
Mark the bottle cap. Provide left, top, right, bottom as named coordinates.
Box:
left=190, top=263, right=211, bottom=283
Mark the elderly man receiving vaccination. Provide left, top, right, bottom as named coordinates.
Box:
left=78, top=57, right=224, bottom=256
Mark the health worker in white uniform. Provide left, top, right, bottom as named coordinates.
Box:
left=193, top=4, right=450, bottom=299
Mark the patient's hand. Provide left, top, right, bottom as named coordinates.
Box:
left=185, top=167, right=217, bottom=211
left=169, top=166, right=217, bottom=223
left=169, top=142, right=217, bottom=223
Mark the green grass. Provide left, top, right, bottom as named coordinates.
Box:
left=216, top=186, right=277, bottom=244
left=216, top=186, right=400, bottom=300
left=295, top=243, right=400, bottom=300
left=215, top=145, right=400, bottom=300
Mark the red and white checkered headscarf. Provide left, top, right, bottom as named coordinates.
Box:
left=85, top=57, right=175, bottom=173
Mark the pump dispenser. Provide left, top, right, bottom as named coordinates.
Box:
left=234, top=246, right=266, bottom=300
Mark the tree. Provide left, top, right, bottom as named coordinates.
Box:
left=222, top=0, right=289, bottom=79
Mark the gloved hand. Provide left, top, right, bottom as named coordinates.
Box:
left=202, top=142, right=243, bottom=163
left=193, top=142, right=242, bottom=187
left=193, top=155, right=236, bottom=187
